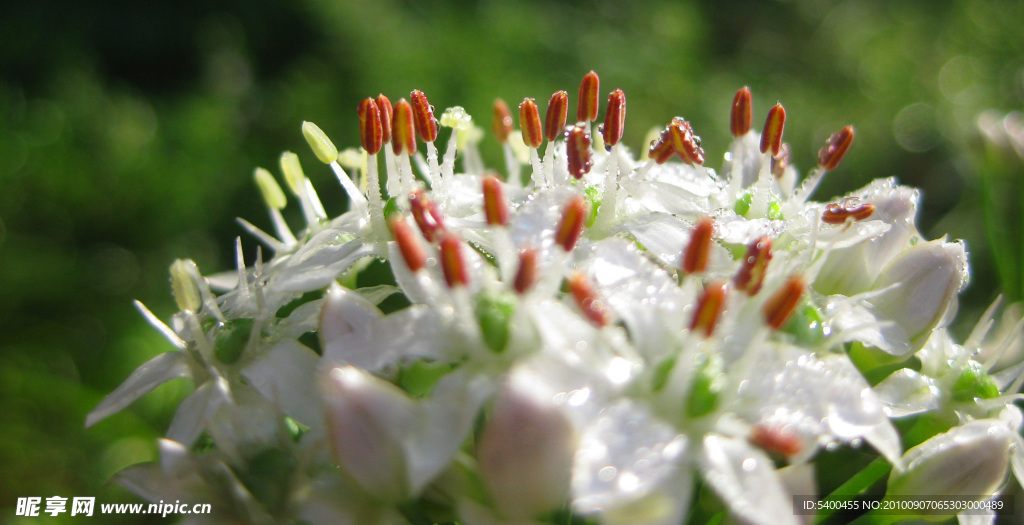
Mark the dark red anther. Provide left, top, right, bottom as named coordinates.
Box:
left=818, top=125, right=855, bottom=171
left=357, top=98, right=383, bottom=155
left=749, top=423, right=803, bottom=457
left=649, top=130, right=675, bottom=164
left=555, top=194, right=588, bottom=252
left=409, top=189, right=445, bottom=242
left=392, top=99, right=417, bottom=155
left=734, top=236, right=772, bottom=295
left=566, top=124, right=593, bottom=179
left=493, top=99, right=513, bottom=143
left=760, top=103, right=786, bottom=156
left=602, top=89, right=626, bottom=147
left=577, top=71, right=600, bottom=123
left=513, top=248, right=538, bottom=295
left=771, top=143, right=790, bottom=179
left=482, top=176, right=509, bottom=227
left=569, top=272, right=608, bottom=327
left=731, top=87, right=752, bottom=137
left=439, top=233, right=469, bottom=288
left=690, top=281, right=728, bottom=338
left=821, top=199, right=875, bottom=225
left=668, top=118, right=705, bottom=166
left=376, top=94, right=393, bottom=144
left=681, top=217, right=714, bottom=274
left=410, top=89, right=438, bottom=143
left=763, top=275, right=804, bottom=329
left=519, top=98, right=543, bottom=149
left=544, top=90, right=568, bottom=142
left=390, top=216, right=426, bottom=273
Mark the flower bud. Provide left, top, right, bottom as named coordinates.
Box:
left=869, top=239, right=967, bottom=352
left=321, top=366, right=414, bottom=502
left=253, top=167, right=286, bottom=210
left=478, top=376, right=575, bottom=520
left=170, top=259, right=202, bottom=312
left=887, top=420, right=1013, bottom=504
left=301, top=121, right=339, bottom=164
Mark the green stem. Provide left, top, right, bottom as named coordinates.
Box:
left=814, top=457, right=892, bottom=524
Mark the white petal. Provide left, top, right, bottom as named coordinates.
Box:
left=874, top=368, right=942, bottom=417
left=166, top=376, right=232, bottom=446
left=268, top=232, right=373, bottom=293
left=700, top=434, right=798, bottom=525
left=319, top=283, right=383, bottom=369
left=241, top=339, right=321, bottom=430
left=87, top=351, right=194, bottom=427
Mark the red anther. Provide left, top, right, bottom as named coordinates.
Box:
left=818, top=125, right=855, bottom=171
left=439, top=233, right=469, bottom=288
left=569, top=272, right=608, bottom=327
left=482, top=176, right=509, bottom=227
left=544, top=90, right=568, bottom=142
left=681, top=217, right=714, bottom=274
left=649, top=130, right=675, bottom=164
left=409, top=89, right=438, bottom=143
left=749, top=423, right=803, bottom=457
left=519, top=98, right=543, bottom=149
left=731, top=87, right=752, bottom=137
left=409, top=189, right=445, bottom=242
left=577, top=71, right=600, bottom=122
left=376, top=94, right=393, bottom=144
left=771, top=143, right=790, bottom=179
left=760, top=103, right=786, bottom=156
left=668, top=118, right=705, bottom=166
left=565, top=124, right=593, bottom=179
left=602, top=89, right=626, bottom=147
left=392, top=99, right=417, bottom=155
left=390, top=216, right=426, bottom=273
left=690, top=281, right=728, bottom=337
left=821, top=200, right=875, bottom=225
left=762, top=275, right=804, bottom=329
left=555, top=194, right=588, bottom=252
left=513, top=248, right=538, bottom=295
left=734, top=236, right=772, bottom=295
left=493, top=99, right=513, bottom=143
left=357, top=98, right=383, bottom=155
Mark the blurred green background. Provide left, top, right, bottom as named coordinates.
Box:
left=2, top=0, right=1023, bottom=522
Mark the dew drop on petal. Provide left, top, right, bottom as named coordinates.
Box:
left=598, top=466, right=618, bottom=482
left=741, top=457, right=756, bottom=472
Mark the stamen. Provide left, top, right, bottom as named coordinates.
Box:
left=555, top=194, right=588, bottom=252
left=821, top=199, right=875, bottom=224
left=513, top=248, right=538, bottom=294
left=482, top=175, right=510, bottom=227
left=681, top=217, right=714, bottom=274
left=817, top=125, right=855, bottom=171
left=544, top=90, right=568, bottom=142
left=390, top=216, right=426, bottom=273
left=409, top=189, right=445, bottom=242
left=440, top=233, right=469, bottom=288
left=602, top=89, right=626, bottom=147
left=392, top=99, right=417, bottom=155
left=762, top=275, right=804, bottom=329
left=376, top=94, right=393, bottom=144
left=410, top=89, right=439, bottom=143
left=357, top=98, right=383, bottom=155
left=734, top=236, right=772, bottom=295
left=690, top=281, right=728, bottom=337
left=648, top=130, right=675, bottom=164
left=519, top=98, right=544, bottom=149
left=254, top=167, right=286, bottom=210
left=566, top=124, right=593, bottom=179
left=759, top=103, right=786, bottom=156
left=493, top=99, right=513, bottom=143
left=771, top=143, right=790, bottom=179
left=301, top=121, right=339, bottom=164
left=577, top=70, right=600, bottom=123
left=749, top=423, right=802, bottom=457
left=731, top=87, right=752, bottom=137
left=668, top=118, right=705, bottom=165
left=569, top=272, right=608, bottom=327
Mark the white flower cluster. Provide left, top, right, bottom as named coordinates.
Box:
left=90, top=74, right=1024, bottom=525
